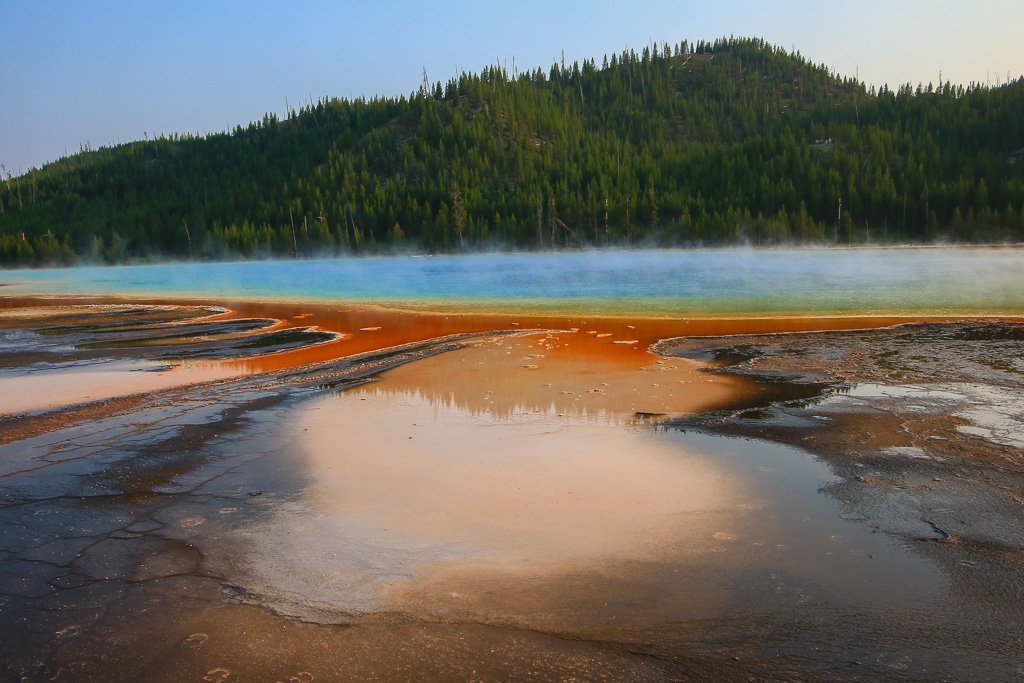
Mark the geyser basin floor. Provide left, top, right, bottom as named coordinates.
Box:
left=3, top=298, right=1024, bottom=680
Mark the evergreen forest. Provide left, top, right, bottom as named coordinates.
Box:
left=2, top=36, right=1023, bottom=266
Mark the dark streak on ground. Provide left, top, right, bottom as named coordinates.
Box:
left=0, top=304, right=338, bottom=367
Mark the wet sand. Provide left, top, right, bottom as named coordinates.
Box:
left=2, top=296, right=1024, bottom=681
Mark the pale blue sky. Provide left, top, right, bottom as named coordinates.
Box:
left=2, top=0, right=1022, bottom=175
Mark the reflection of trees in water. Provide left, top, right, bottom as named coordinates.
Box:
left=352, top=381, right=621, bottom=422
left=343, top=336, right=732, bottom=424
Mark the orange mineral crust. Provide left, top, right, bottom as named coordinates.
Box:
left=202, top=298, right=964, bottom=374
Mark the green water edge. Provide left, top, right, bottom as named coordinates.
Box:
left=4, top=288, right=1024, bottom=321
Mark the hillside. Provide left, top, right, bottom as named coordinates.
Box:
left=2, top=36, right=1023, bottom=265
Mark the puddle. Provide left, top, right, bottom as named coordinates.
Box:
left=0, top=359, right=242, bottom=415
left=883, top=446, right=935, bottom=459
left=951, top=384, right=1024, bottom=448
left=840, top=382, right=1024, bottom=449
left=844, top=383, right=966, bottom=401
left=232, top=334, right=943, bottom=629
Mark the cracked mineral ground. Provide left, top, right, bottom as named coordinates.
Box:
left=2, top=299, right=1024, bottom=682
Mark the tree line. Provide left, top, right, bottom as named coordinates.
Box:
left=2, top=36, right=1023, bottom=266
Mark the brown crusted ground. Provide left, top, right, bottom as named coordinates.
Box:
left=0, top=394, right=155, bottom=447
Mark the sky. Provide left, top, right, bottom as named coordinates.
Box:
left=2, top=0, right=1022, bottom=175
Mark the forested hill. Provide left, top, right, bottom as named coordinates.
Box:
left=2, top=36, right=1024, bottom=265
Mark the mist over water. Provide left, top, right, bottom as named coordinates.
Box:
left=3, top=247, right=1024, bottom=315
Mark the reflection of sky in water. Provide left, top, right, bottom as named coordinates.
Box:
left=239, top=345, right=944, bottom=622
left=844, top=382, right=1024, bottom=449
left=4, top=248, right=1024, bottom=314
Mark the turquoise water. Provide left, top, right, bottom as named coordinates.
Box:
left=2, top=248, right=1023, bottom=315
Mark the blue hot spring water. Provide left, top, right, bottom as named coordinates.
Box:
left=2, top=248, right=1023, bottom=315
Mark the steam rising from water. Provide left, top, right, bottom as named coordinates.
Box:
left=4, top=247, right=1024, bottom=315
